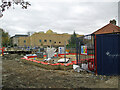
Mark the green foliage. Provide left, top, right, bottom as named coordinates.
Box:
left=67, top=31, right=85, bottom=48
left=1, top=29, right=10, bottom=47
left=8, top=38, right=13, bottom=47
left=67, top=31, right=77, bottom=47
left=78, top=36, right=84, bottom=45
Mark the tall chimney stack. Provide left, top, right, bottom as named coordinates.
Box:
left=110, top=19, right=116, bottom=25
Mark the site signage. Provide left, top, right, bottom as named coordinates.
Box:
left=81, top=45, right=87, bottom=55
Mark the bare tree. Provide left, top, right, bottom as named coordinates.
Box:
left=0, top=0, right=31, bottom=17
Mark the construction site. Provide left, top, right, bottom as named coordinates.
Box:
left=2, top=54, right=118, bottom=88
left=0, top=1, right=120, bottom=89
left=1, top=20, right=120, bottom=89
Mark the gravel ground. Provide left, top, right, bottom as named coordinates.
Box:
left=1, top=54, right=119, bottom=89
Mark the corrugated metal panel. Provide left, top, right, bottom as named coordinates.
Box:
left=96, top=34, right=120, bottom=75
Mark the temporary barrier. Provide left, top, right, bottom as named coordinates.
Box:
left=21, top=55, right=76, bottom=66
left=0, top=47, right=5, bottom=56
left=76, top=34, right=95, bottom=72
left=26, top=54, right=37, bottom=59
left=87, top=59, right=94, bottom=71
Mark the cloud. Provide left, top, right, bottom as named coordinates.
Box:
left=0, top=0, right=118, bottom=36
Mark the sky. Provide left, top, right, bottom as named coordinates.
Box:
left=0, top=0, right=119, bottom=36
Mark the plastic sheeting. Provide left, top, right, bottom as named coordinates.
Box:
left=73, top=65, right=80, bottom=72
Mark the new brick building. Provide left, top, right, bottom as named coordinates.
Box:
left=13, top=30, right=82, bottom=48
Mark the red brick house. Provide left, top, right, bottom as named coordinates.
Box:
left=92, top=19, right=120, bottom=34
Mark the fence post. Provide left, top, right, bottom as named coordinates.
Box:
left=76, top=38, right=79, bottom=65
left=78, top=41, right=81, bottom=66
left=94, top=35, right=97, bottom=75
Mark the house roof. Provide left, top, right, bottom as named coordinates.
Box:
left=92, top=23, right=120, bottom=34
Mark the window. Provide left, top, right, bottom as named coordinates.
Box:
left=44, top=40, right=47, bottom=42
left=39, top=40, right=42, bottom=42
left=49, top=40, right=52, bottom=42
left=54, top=41, right=56, bottom=43
left=59, top=42, right=61, bottom=43
left=24, top=40, right=26, bottom=43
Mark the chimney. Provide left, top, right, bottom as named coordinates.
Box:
left=110, top=19, right=116, bottom=25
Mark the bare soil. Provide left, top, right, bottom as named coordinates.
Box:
left=2, top=54, right=119, bottom=89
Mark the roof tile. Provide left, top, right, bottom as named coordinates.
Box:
left=93, top=23, right=120, bottom=34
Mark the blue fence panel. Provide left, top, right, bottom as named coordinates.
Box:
left=96, top=34, right=120, bottom=75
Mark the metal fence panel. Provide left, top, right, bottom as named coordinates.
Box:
left=76, top=34, right=95, bottom=71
